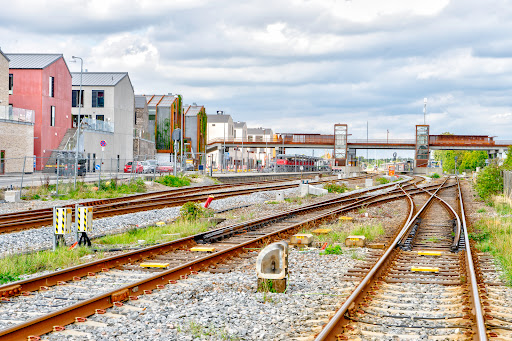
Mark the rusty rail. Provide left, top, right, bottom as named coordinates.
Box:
left=314, top=179, right=448, bottom=340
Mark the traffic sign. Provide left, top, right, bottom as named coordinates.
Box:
left=95, top=164, right=100, bottom=170
left=100, top=140, right=106, bottom=147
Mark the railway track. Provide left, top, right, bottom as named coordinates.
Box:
left=0, top=176, right=417, bottom=340
left=314, top=177, right=488, bottom=341
left=0, top=175, right=373, bottom=234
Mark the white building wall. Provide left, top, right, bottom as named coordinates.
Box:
left=71, top=77, right=134, bottom=170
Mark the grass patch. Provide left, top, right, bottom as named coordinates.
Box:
left=324, top=182, right=348, bottom=193
left=426, top=237, right=439, bottom=243
left=477, top=208, right=486, bottom=213
left=155, top=175, right=191, bottom=187
left=22, top=178, right=147, bottom=200
left=430, top=173, right=440, bottom=178
left=472, top=195, right=512, bottom=285
left=178, top=320, right=239, bottom=340
left=285, top=196, right=304, bottom=205
left=320, top=245, right=343, bottom=255
left=315, top=223, right=385, bottom=245
left=376, top=177, right=390, bottom=185
left=96, top=219, right=211, bottom=245
left=0, top=247, right=98, bottom=282
left=265, top=201, right=281, bottom=205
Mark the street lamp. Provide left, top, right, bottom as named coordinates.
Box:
left=423, top=97, right=427, bottom=125
left=71, top=56, right=83, bottom=189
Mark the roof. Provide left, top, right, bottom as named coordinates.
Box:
left=135, top=95, right=147, bottom=109
left=234, top=121, right=246, bottom=129
left=145, top=94, right=178, bottom=107
left=207, top=114, right=231, bottom=123
left=0, top=48, right=9, bottom=62
left=184, top=105, right=204, bottom=116
left=247, top=127, right=273, bottom=135
left=71, top=72, right=128, bottom=86
left=6, top=53, right=63, bottom=69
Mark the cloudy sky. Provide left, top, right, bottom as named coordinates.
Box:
left=2, top=0, right=512, bottom=148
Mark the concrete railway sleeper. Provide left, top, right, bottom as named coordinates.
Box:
left=314, top=177, right=488, bottom=341
left=0, top=177, right=420, bottom=340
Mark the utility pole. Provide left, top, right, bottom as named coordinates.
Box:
left=72, top=56, right=83, bottom=189
left=366, top=121, right=368, bottom=168
left=423, top=98, right=427, bottom=125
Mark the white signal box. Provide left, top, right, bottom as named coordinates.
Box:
left=77, top=207, right=93, bottom=232
left=54, top=207, right=72, bottom=235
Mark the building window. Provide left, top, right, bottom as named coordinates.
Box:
left=49, top=76, right=55, bottom=97
left=72, top=90, right=84, bottom=107
left=212, top=124, right=215, bottom=126
left=50, top=106, right=55, bottom=126
left=9, top=74, right=13, bottom=95
left=92, top=90, right=104, bottom=107
left=96, top=115, right=104, bottom=121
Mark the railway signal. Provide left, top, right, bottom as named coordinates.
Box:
left=75, top=205, right=93, bottom=246
left=52, top=206, right=72, bottom=250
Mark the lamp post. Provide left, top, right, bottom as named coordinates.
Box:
left=72, top=56, right=83, bottom=189
left=423, top=98, right=427, bottom=125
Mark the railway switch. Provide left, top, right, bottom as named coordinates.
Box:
left=75, top=205, right=93, bottom=247
left=53, top=206, right=72, bottom=250
left=256, top=241, right=289, bottom=293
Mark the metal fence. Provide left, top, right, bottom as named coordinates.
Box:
left=0, top=155, right=204, bottom=197
left=505, top=171, right=512, bottom=199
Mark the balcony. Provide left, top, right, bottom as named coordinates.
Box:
left=81, top=117, right=114, bottom=133
left=0, top=106, right=35, bottom=124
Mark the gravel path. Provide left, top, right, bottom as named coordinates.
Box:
left=0, top=187, right=300, bottom=258
left=42, top=247, right=366, bottom=341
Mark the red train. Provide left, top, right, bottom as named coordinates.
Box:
left=275, top=154, right=318, bottom=172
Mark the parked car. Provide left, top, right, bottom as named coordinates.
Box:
left=124, top=161, right=144, bottom=173
left=142, top=160, right=157, bottom=173
left=156, top=162, right=173, bottom=173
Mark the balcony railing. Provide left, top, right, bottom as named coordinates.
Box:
left=0, top=106, right=35, bottom=124
left=81, top=117, right=114, bottom=133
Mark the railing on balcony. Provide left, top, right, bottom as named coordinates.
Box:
left=81, top=117, right=114, bottom=133
left=0, top=106, right=35, bottom=124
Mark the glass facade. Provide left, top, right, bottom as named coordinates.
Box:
left=415, top=125, right=429, bottom=167
left=334, top=124, right=348, bottom=160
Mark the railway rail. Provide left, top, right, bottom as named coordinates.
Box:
left=0, top=176, right=420, bottom=340
left=0, top=174, right=372, bottom=234
left=314, top=177, right=488, bottom=341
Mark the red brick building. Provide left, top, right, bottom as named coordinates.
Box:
left=7, top=54, right=72, bottom=170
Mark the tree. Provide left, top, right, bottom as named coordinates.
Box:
left=475, top=163, right=503, bottom=200
left=502, top=145, right=512, bottom=170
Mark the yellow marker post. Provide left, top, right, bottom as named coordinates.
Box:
left=417, top=251, right=443, bottom=256
left=140, top=262, right=170, bottom=268
left=312, top=228, right=332, bottom=234
left=190, top=247, right=215, bottom=252
left=411, top=266, right=439, bottom=273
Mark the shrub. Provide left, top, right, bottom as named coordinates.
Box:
left=430, top=173, right=440, bottom=178
left=324, top=183, right=348, bottom=193
left=156, top=175, right=191, bottom=187
left=475, top=164, right=503, bottom=200
left=320, top=245, right=343, bottom=255
left=179, top=202, right=213, bottom=221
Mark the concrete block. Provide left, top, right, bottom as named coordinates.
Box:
left=275, top=191, right=284, bottom=201
left=290, top=233, right=314, bottom=245
left=5, top=190, right=21, bottom=202
left=314, top=175, right=319, bottom=181
left=299, top=183, right=309, bottom=197
left=308, top=185, right=328, bottom=196
left=337, top=174, right=342, bottom=180
left=365, top=179, right=373, bottom=187
left=345, top=235, right=366, bottom=247
left=476, top=167, right=481, bottom=173
left=351, top=172, right=357, bottom=177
